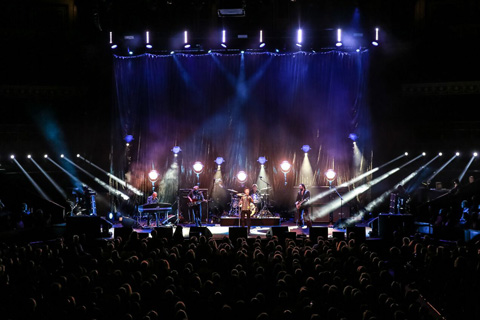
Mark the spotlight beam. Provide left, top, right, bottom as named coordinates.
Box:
left=13, top=158, right=50, bottom=201
left=63, top=156, right=130, bottom=200
left=426, top=155, right=457, bottom=182
left=77, top=155, right=143, bottom=196
left=311, top=154, right=425, bottom=219
left=47, top=157, right=89, bottom=190
left=308, top=153, right=410, bottom=205
left=458, top=156, right=476, bottom=182
left=30, top=158, right=67, bottom=199
left=357, top=155, right=440, bottom=217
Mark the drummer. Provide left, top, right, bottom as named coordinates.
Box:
left=251, top=184, right=262, bottom=214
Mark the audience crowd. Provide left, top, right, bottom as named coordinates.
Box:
left=1, top=227, right=479, bottom=320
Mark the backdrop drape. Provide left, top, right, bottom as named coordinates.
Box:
left=112, top=50, right=371, bottom=209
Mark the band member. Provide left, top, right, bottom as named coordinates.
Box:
left=188, top=185, right=204, bottom=227
left=145, top=192, right=159, bottom=226
left=239, top=187, right=255, bottom=233
left=295, top=183, right=311, bottom=228
left=147, top=192, right=158, bottom=204
left=251, top=184, right=262, bottom=214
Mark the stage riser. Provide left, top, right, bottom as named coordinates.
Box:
left=220, top=218, right=281, bottom=226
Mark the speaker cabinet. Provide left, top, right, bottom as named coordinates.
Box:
left=114, top=227, right=133, bottom=240
left=229, top=227, right=248, bottom=242
left=332, top=231, right=345, bottom=241
left=346, top=226, right=366, bottom=243
left=189, top=226, right=213, bottom=238
left=309, top=227, right=328, bottom=241
left=378, top=214, right=414, bottom=240
left=155, top=226, right=173, bottom=239
left=66, top=215, right=111, bottom=238
left=266, top=226, right=289, bottom=238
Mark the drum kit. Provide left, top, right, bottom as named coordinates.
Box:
left=226, top=187, right=273, bottom=217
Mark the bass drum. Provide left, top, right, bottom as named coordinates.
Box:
left=230, top=198, right=239, bottom=208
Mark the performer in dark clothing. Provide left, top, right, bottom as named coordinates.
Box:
left=188, top=185, right=205, bottom=227
left=295, top=184, right=311, bottom=228
left=239, top=187, right=255, bottom=233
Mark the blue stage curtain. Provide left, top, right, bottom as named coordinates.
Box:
left=112, top=51, right=371, bottom=206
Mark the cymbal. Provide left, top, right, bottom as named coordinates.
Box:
left=227, top=189, right=238, bottom=193
left=237, top=193, right=245, bottom=197
left=261, top=187, right=271, bottom=191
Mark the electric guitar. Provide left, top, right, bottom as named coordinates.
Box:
left=187, top=199, right=209, bottom=207
left=295, top=198, right=308, bottom=210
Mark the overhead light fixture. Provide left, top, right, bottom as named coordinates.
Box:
left=237, top=171, right=247, bottom=183
left=184, top=31, right=191, bottom=48
left=145, top=31, right=152, bottom=49
left=257, top=157, right=267, bottom=165
left=109, top=31, right=117, bottom=49
left=218, top=8, right=245, bottom=17
left=193, top=161, right=204, bottom=175
left=220, top=30, right=227, bottom=48
left=259, top=30, right=265, bottom=48
left=325, top=169, right=336, bottom=182
left=214, top=157, right=225, bottom=166
left=296, top=28, right=303, bottom=47
left=172, top=146, right=182, bottom=156
left=301, top=145, right=311, bottom=153
left=148, top=170, right=159, bottom=182
left=280, top=161, right=291, bottom=174
left=371, top=27, right=379, bottom=46
left=336, top=29, right=343, bottom=47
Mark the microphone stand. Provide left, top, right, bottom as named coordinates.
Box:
left=329, top=182, right=346, bottom=228
left=258, top=177, right=271, bottom=216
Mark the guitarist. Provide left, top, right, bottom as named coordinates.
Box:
left=188, top=185, right=205, bottom=227
left=295, top=184, right=311, bottom=228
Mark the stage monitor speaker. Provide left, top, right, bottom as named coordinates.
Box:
left=114, top=227, right=133, bottom=240
left=66, top=215, right=111, bottom=238
left=229, top=227, right=248, bottom=242
left=120, top=216, right=137, bottom=228
left=332, top=231, right=345, bottom=241
left=189, top=226, right=213, bottom=239
left=346, top=226, right=366, bottom=243
left=285, top=232, right=297, bottom=240
left=309, top=227, right=328, bottom=241
left=155, top=226, right=173, bottom=239
left=378, top=214, right=414, bottom=240
left=266, top=226, right=289, bottom=238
